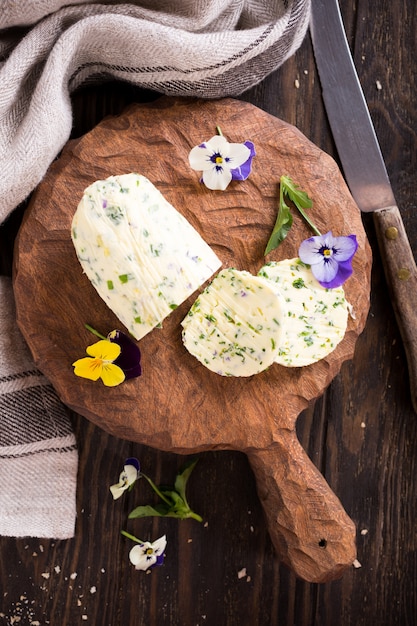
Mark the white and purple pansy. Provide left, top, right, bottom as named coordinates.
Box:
left=298, top=231, right=358, bottom=289
left=109, top=457, right=140, bottom=500
left=129, top=535, right=167, bottom=571
left=189, top=134, right=255, bottom=191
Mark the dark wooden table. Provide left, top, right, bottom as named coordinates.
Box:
left=1, top=1, right=416, bottom=624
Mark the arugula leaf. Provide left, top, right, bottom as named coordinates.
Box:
left=264, top=182, right=293, bottom=255
left=282, top=175, right=321, bottom=237
left=281, top=174, right=312, bottom=210
left=264, top=175, right=321, bottom=255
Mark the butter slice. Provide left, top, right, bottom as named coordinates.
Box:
left=258, top=258, right=348, bottom=367
left=71, top=173, right=222, bottom=340
left=181, top=268, right=284, bottom=376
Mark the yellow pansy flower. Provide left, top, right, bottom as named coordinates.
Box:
left=72, top=339, right=125, bottom=387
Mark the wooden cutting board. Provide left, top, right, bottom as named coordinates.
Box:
left=13, top=97, right=372, bottom=582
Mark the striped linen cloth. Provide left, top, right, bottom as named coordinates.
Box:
left=0, top=277, right=78, bottom=538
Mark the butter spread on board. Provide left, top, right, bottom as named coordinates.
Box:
left=71, top=173, right=222, bottom=340
left=181, top=268, right=285, bottom=376
left=258, top=258, right=348, bottom=367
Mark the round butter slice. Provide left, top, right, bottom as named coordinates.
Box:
left=181, top=268, right=284, bottom=377
left=258, top=258, right=348, bottom=367
left=71, top=173, right=222, bottom=340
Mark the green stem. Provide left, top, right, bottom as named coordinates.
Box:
left=141, top=473, right=172, bottom=507
left=85, top=323, right=107, bottom=340
left=216, top=125, right=223, bottom=136
left=121, top=530, right=144, bottom=544
left=164, top=510, right=203, bottom=522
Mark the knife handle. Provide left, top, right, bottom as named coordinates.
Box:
left=373, top=205, right=417, bottom=412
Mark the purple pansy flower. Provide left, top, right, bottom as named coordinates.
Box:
left=189, top=135, right=254, bottom=191
left=107, top=330, right=142, bottom=379
left=298, top=231, right=358, bottom=289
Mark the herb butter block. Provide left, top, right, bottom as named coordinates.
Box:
left=71, top=173, right=222, bottom=340
left=181, top=268, right=285, bottom=376
left=258, top=258, right=348, bottom=367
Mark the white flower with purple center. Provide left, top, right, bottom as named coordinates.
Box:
left=298, top=231, right=358, bottom=289
left=129, top=535, right=167, bottom=571
left=109, top=457, right=140, bottom=500
left=189, top=134, right=255, bottom=191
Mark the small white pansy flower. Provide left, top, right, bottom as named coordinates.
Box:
left=110, top=458, right=140, bottom=500
left=129, top=535, right=167, bottom=571
left=189, top=134, right=252, bottom=191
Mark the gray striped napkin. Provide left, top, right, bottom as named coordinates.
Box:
left=0, top=277, right=77, bottom=538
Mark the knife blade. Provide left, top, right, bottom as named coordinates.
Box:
left=310, top=0, right=417, bottom=413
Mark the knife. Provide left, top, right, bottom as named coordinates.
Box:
left=310, top=0, right=417, bottom=413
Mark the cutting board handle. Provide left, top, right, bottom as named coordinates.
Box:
left=246, top=435, right=357, bottom=583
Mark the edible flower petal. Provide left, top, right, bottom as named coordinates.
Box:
left=72, top=339, right=125, bottom=386
left=189, top=134, right=252, bottom=191
left=110, top=458, right=140, bottom=500
left=107, top=330, right=142, bottom=379
left=129, top=535, right=167, bottom=571
left=298, top=231, right=358, bottom=288
left=230, top=140, right=256, bottom=181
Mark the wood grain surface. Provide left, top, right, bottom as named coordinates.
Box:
left=13, top=97, right=371, bottom=582
left=1, top=0, right=417, bottom=623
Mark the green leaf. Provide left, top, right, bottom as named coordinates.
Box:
left=281, top=175, right=313, bottom=210
left=264, top=182, right=293, bottom=255
left=174, top=458, right=199, bottom=506
left=281, top=175, right=321, bottom=236
left=160, top=489, right=182, bottom=506
left=264, top=175, right=321, bottom=255
left=128, top=503, right=170, bottom=519
left=127, top=458, right=203, bottom=522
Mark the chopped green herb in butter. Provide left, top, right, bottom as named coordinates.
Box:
left=71, top=173, right=222, bottom=340
left=181, top=268, right=284, bottom=377
left=258, top=258, right=349, bottom=367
